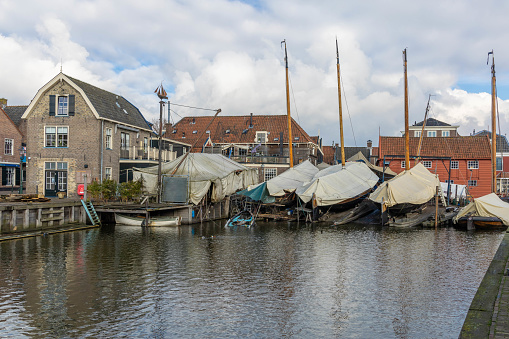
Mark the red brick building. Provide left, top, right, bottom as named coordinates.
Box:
left=0, top=103, right=24, bottom=192
left=377, top=136, right=492, bottom=198
left=165, top=114, right=321, bottom=182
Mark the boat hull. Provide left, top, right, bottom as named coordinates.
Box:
left=115, top=213, right=182, bottom=227
left=455, top=216, right=507, bottom=230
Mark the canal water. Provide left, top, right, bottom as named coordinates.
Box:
left=0, top=221, right=503, bottom=338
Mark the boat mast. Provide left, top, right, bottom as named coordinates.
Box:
left=416, top=94, right=432, bottom=160
left=488, top=50, right=497, bottom=193
left=403, top=49, right=410, bottom=171
left=282, top=40, right=294, bottom=168
left=336, top=38, right=346, bottom=168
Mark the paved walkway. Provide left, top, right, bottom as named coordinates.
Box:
left=460, top=231, right=509, bottom=338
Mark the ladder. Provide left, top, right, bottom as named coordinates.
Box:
left=437, top=185, right=447, bottom=207
left=81, top=200, right=101, bottom=226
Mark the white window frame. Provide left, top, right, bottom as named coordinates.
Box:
left=256, top=131, right=268, bottom=144
left=468, top=180, right=478, bottom=187
left=414, top=131, right=421, bottom=137
left=450, top=161, right=459, bottom=169
left=427, top=131, right=436, bottom=137
left=57, top=96, right=68, bottom=116
left=4, top=138, right=13, bottom=155
left=442, top=131, right=450, bottom=137
left=422, top=160, right=432, bottom=168
left=5, top=167, right=15, bottom=185
left=105, top=167, right=112, bottom=180
left=467, top=160, right=479, bottom=169
left=105, top=128, right=112, bottom=149
left=401, top=160, right=406, bottom=168
left=264, top=168, right=277, bottom=181
left=45, top=126, right=68, bottom=147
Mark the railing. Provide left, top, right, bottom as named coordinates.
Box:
left=230, top=155, right=290, bottom=164
left=120, top=146, right=176, bottom=162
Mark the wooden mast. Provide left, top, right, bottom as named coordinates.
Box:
left=336, top=38, right=346, bottom=168
left=416, top=94, right=432, bottom=160
left=282, top=40, right=294, bottom=168
left=403, top=49, right=410, bottom=170
left=155, top=83, right=168, bottom=203
left=489, top=50, right=497, bottom=193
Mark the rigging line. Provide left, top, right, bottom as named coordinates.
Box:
left=340, top=74, right=357, bottom=146
left=170, top=102, right=219, bottom=112
left=287, top=72, right=301, bottom=125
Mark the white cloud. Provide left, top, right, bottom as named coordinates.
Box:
left=0, top=0, right=508, bottom=146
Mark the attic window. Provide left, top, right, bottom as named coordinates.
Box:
left=116, top=102, right=120, bottom=108
left=226, top=129, right=230, bottom=134
left=193, top=131, right=198, bottom=134
left=182, top=132, right=186, bottom=138
left=294, top=137, right=300, bottom=141
left=206, top=130, right=210, bottom=134
left=242, top=129, right=248, bottom=134
left=172, top=129, right=177, bottom=134
left=274, top=137, right=279, bottom=141
left=123, top=109, right=128, bottom=114
left=191, top=118, right=196, bottom=124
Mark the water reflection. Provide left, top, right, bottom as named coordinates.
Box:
left=0, top=222, right=502, bottom=338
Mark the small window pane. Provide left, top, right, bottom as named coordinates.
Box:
left=45, top=162, right=56, bottom=170
left=57, top=162, right=67, bottom=170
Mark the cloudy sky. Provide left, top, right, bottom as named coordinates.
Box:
left=1, top=0, right=508, bottom=147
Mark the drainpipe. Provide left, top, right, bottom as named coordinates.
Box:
left=100, top=120, right=104, bottom=183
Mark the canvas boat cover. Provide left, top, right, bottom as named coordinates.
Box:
left=369, top=162, right=440, bottom=208
left=296, top=161, right=379, bottom=206
left=453, top=193, right=509, bottom=225
left=237, top=160, right=318, bottom=202
left=132, top=153, right=258, bottom=205
left=347, top=151, right=397, bottom=177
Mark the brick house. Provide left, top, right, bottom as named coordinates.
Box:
left=19, top=72, right=179, bottom=198
left=405, top=118, right=460, bottom=137
left=378, top=135, right=492, bottom=198
left=165, top=114, right=321, bottom=182
left=472, top=130, right=509, bottom=194
left=0, top=101, right=24, bottom=192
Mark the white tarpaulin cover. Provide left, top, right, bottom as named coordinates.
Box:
left=296, top=161, right=379, bottom=206
left=132, top=153, right=258, bottom=205
left=453, top=193, right=509, bottom=225
left=369, top=162, right=440, bottom=207
left=441, top=182, right=467, bottom=199
left=347, top=151, right=397, bottom=177
left=264, top=160, right=319, bottom=196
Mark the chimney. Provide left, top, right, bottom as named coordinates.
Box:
left=367, top=140, right=372, bottom=148
left=164, top=123, right=172, bottom=137
left=0, top=98, right=6, bottom=109
left=249, top=113, right=253, bottom=128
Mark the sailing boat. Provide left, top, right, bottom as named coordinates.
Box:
left=368, top=49, right=440, bottom=226
left=295, top=39, right=378, bottom=218
left=454, top=51, right=509, bottom=230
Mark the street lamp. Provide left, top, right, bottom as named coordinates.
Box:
left=18, top=145, right=25, bottom=194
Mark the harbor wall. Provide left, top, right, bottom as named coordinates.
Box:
left=0, top=201, right=86, bottom=234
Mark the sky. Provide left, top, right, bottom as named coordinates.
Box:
left=1, top=0, right=509, bottom=148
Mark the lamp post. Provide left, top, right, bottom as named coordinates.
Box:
left=18, top=145, right=25, bottom=194
left=155, top=83, right=168, bottom=204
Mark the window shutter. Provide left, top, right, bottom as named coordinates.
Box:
left=49, top=95, right=56, bottom=116
left=69, top=95, right=75, bottom=116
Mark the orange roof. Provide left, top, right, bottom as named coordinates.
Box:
left=379, top=136, right=491, bottom=160
left=166, top=114, right=315, bottom=152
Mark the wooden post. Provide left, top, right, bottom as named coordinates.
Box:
left=403, top=49, right=410, bottom=171
left=435, top=186, right=439, bottom=229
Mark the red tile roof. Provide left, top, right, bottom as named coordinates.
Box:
left=379, top=136, right=491, bottom=160
left=166, top=114, right=315, bottom=152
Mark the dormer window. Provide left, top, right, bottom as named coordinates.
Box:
left=191, top=118, right=196, bottom=124
left=256, top=131, right=268, bottom=143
